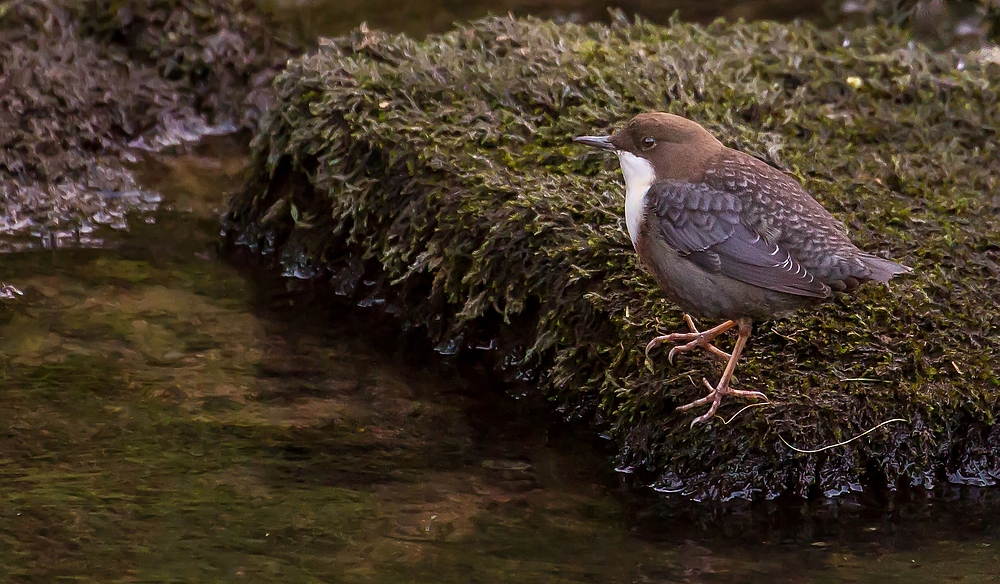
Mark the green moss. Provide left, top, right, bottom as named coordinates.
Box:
left=227, top=15, right=1000, bottom=499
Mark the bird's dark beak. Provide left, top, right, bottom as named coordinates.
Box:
left=573, top=135, right=616, bottom=151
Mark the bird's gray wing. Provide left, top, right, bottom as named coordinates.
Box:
left=648, top=180, right=830, bottom=298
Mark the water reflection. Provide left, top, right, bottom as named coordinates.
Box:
left=264, top=0, right=827, bottom=38
left=0, top=137, right=634, bottom=581
left=0, top=137, right=997, bottom=581
left=264, top=0, right=996, bottom=51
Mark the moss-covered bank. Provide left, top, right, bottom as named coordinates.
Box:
left=0, top=0, right=295, bottom=249
left=226, top=15, right=1000, bottom=500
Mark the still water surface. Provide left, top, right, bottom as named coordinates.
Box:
left=1, top=135, right=997, bottom=583
left=264, top=0, right=827, bottom=38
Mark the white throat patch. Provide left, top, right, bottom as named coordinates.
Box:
left=617, top=151, right=655, bottom=248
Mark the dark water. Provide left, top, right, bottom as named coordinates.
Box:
left=263, top=0, right=992, bottom=46
left=264, top=0, right=828, bottom=38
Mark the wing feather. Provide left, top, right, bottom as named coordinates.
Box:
left=649, top=180, right=830, bottom=299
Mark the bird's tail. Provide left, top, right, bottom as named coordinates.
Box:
left=859, top=253, right=912, bottom=283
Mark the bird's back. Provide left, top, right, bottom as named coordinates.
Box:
left=701, top=149, right=910, bottom=291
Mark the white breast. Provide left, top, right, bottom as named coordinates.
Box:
left=617, top=151, right=656, bottom=248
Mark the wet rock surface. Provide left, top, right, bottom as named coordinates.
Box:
left=0, top=0, right=295, bottom=250
left=226, top=15, right=1000, bottom=500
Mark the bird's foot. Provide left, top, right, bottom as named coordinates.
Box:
left=645, top=314, right=733, bottom=365
left=676, top=377, right=769, bottom=427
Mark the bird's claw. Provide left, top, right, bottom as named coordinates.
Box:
left=667, top=345, right=691, bottom=365
left=644, top=336, right=666, bottom=359
left=645, top=316, right=734, bottom=368
left=677, top=377, right=769, bottom=427
left=650, top=317, right=765, bottom=427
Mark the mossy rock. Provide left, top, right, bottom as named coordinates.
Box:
left=226, top=15, right=1000, bottom=500
left=0, top=0, right=294, bottom=246
left=75, top=0, right=298, bottom=127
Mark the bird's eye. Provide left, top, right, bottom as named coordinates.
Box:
left=641, top=137, right=656, bottom=150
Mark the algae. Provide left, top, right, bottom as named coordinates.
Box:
left=225, top=14, right=1000, bottom=499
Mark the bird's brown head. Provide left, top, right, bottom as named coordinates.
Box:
left=575, top=112, right=723, bottom=181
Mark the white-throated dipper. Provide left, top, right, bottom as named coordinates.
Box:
left=575, top=113, right=911, bottom=426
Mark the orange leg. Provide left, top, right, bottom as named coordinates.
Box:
left=675, top=318, right=768, bottom=426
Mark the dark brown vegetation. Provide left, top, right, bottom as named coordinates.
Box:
left=0, top=0, right=295, bottom=248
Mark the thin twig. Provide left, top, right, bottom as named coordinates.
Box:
left=719, top=401, right=772, bottom=425
left=838, top=377, right=890, bottom=383
left=779, top=418, right=908, bottom=454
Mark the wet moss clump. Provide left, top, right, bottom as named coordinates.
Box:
left=75, top=0, right=298, bottom=132
left=227, top=15, right=1000, bottom=500
left=0, top=0, right=295, bottom=248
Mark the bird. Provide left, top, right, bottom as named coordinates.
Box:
left=574, top=112, right=910, bottom=426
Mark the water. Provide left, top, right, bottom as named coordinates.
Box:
left=1, top=134, right=998, bottom=583
left=263, top=0, right=994, bottom=53
left=0, top=137, right=633, bottom=581
left=265, top=0, right=826, bottom=39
